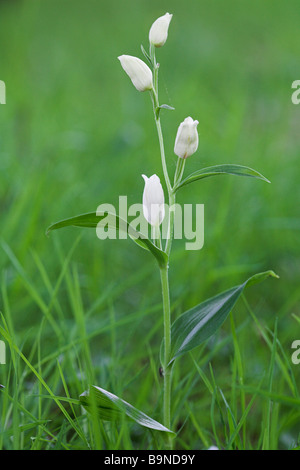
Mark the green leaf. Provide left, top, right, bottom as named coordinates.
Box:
left=174, top=164, right=271, bottom=192
left=0, top=420, right=51, bottom=439
left=140, top=44, right=152, bottom=66
left=170, top=270, right=279, bottom=363
left=158, top=104, right=175, bottom=111
left=80, top=385, right=175, bottom=435
left=238, top=387, right=300, bottom=409
left=292, top=314, right=300, bottom=326
left=155, top=104, right=175, bottom=119
left=46, top=212, right=168, bottom=268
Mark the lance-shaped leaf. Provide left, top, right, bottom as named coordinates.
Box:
left=140, top=44, right=152, bottom=66
left=158, top=104, right=175, bottom=111
left=46, top=212, right=168, bottom=268
left=173, top=164, right=270, bottom=192
left=169, top=270, right=279, bottom=363
left=80, top=386, right=175, bottom=435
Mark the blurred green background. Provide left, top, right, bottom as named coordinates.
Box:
left=0, top=0, right=299, bottom=449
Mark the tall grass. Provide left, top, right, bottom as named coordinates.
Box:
left=0, top=0, right=299, bottom=449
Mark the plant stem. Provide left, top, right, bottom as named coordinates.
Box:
left=151, top=90, right=172, bottom=196
left=165, top=192, right=175, bottom=256
left=173, top=157, right=186, bottom=187
left=149, top=45, right=175, bottom=446
left=150, top=44, right=172, bottom=196
left=160, top=266, right=172, bottom=445
left=154, top=225, right=162, bottom=250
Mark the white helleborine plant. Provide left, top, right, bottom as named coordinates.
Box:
left=48, top=11, right=274, bottom=449
left=118, top=55, right=153, bottom=92
left=142, top=174, right=165, bottom=226
left=174, top=116, right=199, bottom=159
left=149, top=12, right=173, bottom=48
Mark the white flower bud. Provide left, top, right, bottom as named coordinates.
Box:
left=142, top=174, right=165, bottom=226
left=149, top=12, right=173, bottom=48
left=174, top=116, right=199, bottom=159
left=118, top=55, right=153, bottom=92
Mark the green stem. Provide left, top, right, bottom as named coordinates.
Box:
left=165, top=158, right=186, bottom=255
left=149, top=46, right=176, bottom=447
left=151, top=90, right=172, bottom=196
left=173, top=157, right=186, bottom=187
left=154, top=225, right=162, bottom=250
left=165, top=192, right=175, bottom=256
left=150, top=44, right=172, bottom=197
left=160, top=266, right=172, bottom=442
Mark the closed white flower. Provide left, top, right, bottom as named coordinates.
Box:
left=118, top=55, right=153, bottom=92
left=142, top=174, right=165, bottom=226
left=149, top=12, right=173, bottom=48
left=174, top=116, right=199, bottom=159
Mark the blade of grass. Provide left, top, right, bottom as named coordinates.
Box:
left=230, top=311, right=246, bottom=448
left=262, top=318, right=278, bottom=450
left=0, top=317, right=89, bottom=447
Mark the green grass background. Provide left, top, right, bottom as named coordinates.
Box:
left=0, top=0, right=299, bottom=449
